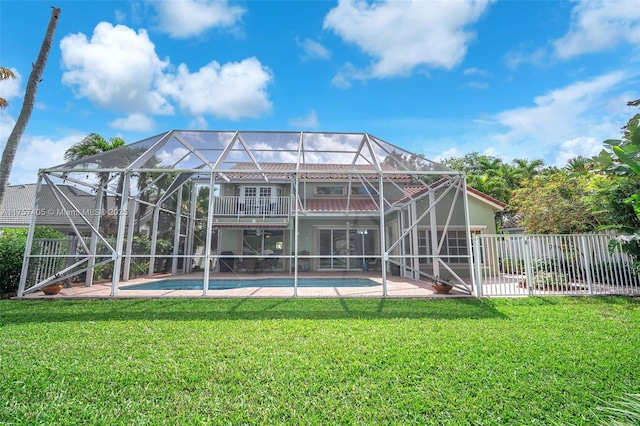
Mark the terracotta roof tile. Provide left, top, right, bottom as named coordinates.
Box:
left=297, top=198, right=379, bottom=212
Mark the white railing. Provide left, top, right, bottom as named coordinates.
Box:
left=213, top=196, right=290, bottom=217
left=29, top=238, right=70, bottom=286
left=474, top=234, right=640, bottom=297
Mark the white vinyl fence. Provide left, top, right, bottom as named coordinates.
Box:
left=474, top=234, right=640, bottom=297
left=29, top=238, right=71, bottom=286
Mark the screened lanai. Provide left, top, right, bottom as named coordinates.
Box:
left=18, top=130, right=473, bottom=298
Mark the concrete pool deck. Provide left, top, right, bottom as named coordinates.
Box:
left=19, top=272, right=472, bottom=299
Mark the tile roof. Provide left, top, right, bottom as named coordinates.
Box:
left=397, top=183, right=506, bottom=211
left=297, top=198, right=379, bottom=212
left=502, top=212, right=524, bottom=230
left=0, top=184, right=115, bottom=229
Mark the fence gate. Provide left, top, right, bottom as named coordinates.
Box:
left=473, top=234, right=640, bottom=297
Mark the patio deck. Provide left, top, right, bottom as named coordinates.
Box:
left=20, top=272, right=471, bottom=299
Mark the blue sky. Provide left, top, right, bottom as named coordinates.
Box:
left=1, top=0, right=639, bottom=184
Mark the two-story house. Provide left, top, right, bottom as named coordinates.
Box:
left=18, top=131, right=504, bottom=297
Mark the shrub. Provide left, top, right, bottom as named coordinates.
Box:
left=0, top=226, right=64, bottom=296
left=499, top=257, right=524, bottom=274
left=90, top=234, right=173, bottom=281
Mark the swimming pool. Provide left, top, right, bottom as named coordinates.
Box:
left=121, top=277, right=379, bottom=291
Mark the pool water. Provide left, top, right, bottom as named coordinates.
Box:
left=121, top=277, right=379, bottom=291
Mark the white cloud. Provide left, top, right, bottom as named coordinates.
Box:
left=109, top=113, right=155, bottom=132
left=482, top=147, right=499, bottom=157
left=148, top=0, right=245, bottom=39
left=289, top=109, right=319, bottom=128
left=434, top=147, right=463, bottom=163
left=0, top=68, right=21, bottom=105
left=463, top=67, right=488, bottom=76
left=504, top=46, right=547, bottom=70
left=60, top=22, right=173, bottom=115
left=493, top=71, right=627, bottom=146
left=0, top=112, right=16, bottom=141
left=60, top=22, right=274, bottom=123
left=330, top=62, right=367, bottom=89
left=323, top=0, right=492, bottom=82
left=7, top=134, right=83, bottom=184
left=553, top=136, right=603, bottom=167
left=158, top=58, right=273, bottom=120
left=465, top=81, right=489, bottom=90
left=114, top=9, right=127, bottom=23
left=189, top=116, right=208, bottom=130
left=297, top=38, right=331, bottom=60
left=553, top=0, right=640, bottom=60
left=480, top=70, right=634, bottom=165
left=157, top=147, right=190, bottom=167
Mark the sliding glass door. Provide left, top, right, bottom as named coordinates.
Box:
left=318, top=228, right=378, bottom=270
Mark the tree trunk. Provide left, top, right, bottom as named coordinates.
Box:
left=0, top=7, right=61, bottom=206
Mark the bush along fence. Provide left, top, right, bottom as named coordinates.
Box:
left=474, top=233, right=640, bottom=297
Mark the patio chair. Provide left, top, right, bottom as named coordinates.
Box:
left=366, top=258, right=381, bottom=271
left=260, top=257, right=279, bottom=272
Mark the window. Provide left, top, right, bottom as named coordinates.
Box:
left=351, top=183, right=376, bottom=196
left=315, top=185, right=345, bottom=196
left=417, top=229, right=482, bottom=264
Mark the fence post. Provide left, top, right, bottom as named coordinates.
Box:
left=580, top=235, right=593, bottom=295
left=523, top=236, right=534, bottom=296
left=473, top=234, right=483, bottom=297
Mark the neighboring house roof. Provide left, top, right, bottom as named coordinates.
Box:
left=501, top=213, right=524, bottom=232
left=0, top=184, right=114, bottom=229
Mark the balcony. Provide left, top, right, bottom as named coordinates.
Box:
left=212, top=196, right=290, bottom=225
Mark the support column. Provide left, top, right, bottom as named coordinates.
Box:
left=293, top=173, right=300, bottom=296
left=18, top=173, right=44, bottom=297
left=473, top=234, right=483, bottom=297
left=111, top=172, right=130, bottom=297
left=185, top=182, right=198, bottom=274
left=429, top=191, right=440, bottom=279
left=86, top=186, right=104, bottom=286
left=378, top=172, right=388, bottom=297
left=122, top=198, right=136, bottom=281
left=172, top=185, right=183, bottom=275
left=148, top=205, right=160, bottom=278
left=461, top=178, right=476, bottom=292
left=203, top=173, right=216, bottom=296
left=410, top=201, right=420, bottom=280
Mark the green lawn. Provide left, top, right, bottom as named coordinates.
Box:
left=1, top=297, right=639, bottom=425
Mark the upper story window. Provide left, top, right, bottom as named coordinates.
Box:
left=315, top=185, right=345, bottom=196
left=351, top=183, right=376, bottom=196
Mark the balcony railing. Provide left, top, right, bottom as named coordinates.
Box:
left=213, top=196, right=290, bottom=218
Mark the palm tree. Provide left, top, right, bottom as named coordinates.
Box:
left=0, top=67, right=17, bottom=108
left=512, top=158, right=544, bottom=183
left=0, top=7, right=61, bottom=208
left=63, top=133, right=125, bottom=160
left=64, top=133, right=125, bottom=210
left=564, top=156, right=593, bottom=174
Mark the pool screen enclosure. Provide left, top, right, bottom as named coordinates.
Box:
left=17, top=130, right=471, bottom=297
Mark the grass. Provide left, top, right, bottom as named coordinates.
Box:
left=1, top=297, right=639, bottom=425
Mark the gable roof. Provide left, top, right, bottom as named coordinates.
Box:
left=401, top=184, right=506, bottom=212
